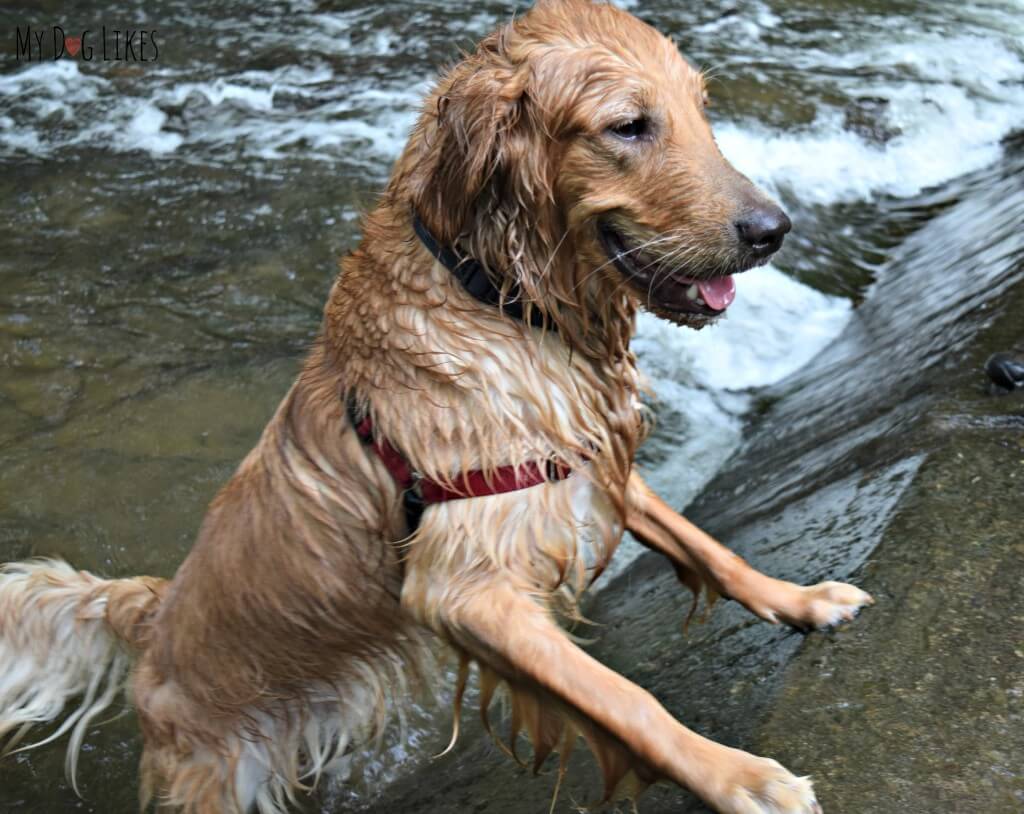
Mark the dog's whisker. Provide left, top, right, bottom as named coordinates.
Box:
left=572, top=233, right=678, bottom=294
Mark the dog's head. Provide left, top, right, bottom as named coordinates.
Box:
left=403, top=0, right=789, bottom=332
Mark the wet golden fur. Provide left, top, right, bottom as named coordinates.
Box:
left=0, top=3, right=873, bottom=812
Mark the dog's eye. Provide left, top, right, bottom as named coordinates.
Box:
left=608, top=117, right=650, bottom=140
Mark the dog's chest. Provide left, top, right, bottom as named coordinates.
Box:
left=374, top=319, right=639, bottom=585
left=566, top=474, right=618, bottom=574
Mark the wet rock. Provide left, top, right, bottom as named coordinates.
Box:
left=844, top=96, right=902, bottom=144
left=985, top=352, right=1024, bottom=391
left=158, top=91, right=215, bottom=135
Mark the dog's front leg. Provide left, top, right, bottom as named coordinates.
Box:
left=404, top=573, right=821, bottom=814
left=627, top=472, right=873, bottom=630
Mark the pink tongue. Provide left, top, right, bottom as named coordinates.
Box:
left=697, top=276, right=736, bottom=311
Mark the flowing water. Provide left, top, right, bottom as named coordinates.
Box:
left=0, top=0, right=1022, bottom=810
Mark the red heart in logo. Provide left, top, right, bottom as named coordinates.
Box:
left=65, top=36, right=81, bottom=57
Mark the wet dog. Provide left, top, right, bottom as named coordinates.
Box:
left=0, top=2, right=871, bottom=812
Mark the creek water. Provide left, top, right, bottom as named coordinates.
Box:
left=1, top=0, right=1022, bottom=811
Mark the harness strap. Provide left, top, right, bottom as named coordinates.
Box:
left=411, top=212, right=548, bottom=330
left=346, top=396, right=574, bottom=531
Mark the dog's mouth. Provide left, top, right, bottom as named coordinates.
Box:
left=598, top=221, right=738, bottom=317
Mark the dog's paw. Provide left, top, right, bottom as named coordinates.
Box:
left=735, top=574, right=873, bottom=632
left=787, top=581, right=874, bottom=630
left=713, top=752, right=821, bottom=814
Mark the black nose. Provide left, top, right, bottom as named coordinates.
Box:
left=735, top=206, right=792, bottom=257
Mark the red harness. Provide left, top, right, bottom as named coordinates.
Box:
left=347, top=399, right=574, bottom=530
left=348, top=214, right=577, bottom=530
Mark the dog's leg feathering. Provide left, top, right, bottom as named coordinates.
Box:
left=418, top=578, right=822, bottom=814
left=627, top=473, right=873, bottom=632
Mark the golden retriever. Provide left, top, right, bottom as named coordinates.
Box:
left=0, top=2, right=872, bottom=812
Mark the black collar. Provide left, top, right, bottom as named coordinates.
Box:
left=411, top=212, right=547, bottom=329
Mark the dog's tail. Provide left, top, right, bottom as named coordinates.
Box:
left=0, top=558, right=167, bottom=790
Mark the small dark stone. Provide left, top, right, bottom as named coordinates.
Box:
left=843, top=97, right=903, bottom=145
left=985, top=352, right=1024, bottom=391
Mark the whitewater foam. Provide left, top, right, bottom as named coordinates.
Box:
left=717, top=32, right=1024, bottom=204
left=2, top=5, right=1022, bottom=208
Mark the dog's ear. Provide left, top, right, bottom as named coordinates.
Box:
left=408, top=41, right=554, bottom=253
left=410, top=66, right=521, bottom=243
